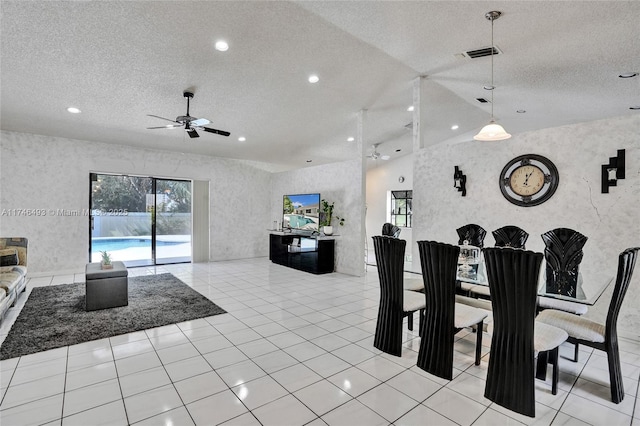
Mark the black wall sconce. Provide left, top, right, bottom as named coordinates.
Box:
left=602, top=149, right=625, bottom=193
left=454, top=166, right=467, bottom=196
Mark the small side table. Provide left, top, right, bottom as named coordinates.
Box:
left=85, top=261, right=128, bottom=311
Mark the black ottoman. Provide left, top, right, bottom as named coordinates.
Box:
left=85, top=261, right=128, bottom=311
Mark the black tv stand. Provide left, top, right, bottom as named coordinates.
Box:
left=269, top=233, right=335, bottom=274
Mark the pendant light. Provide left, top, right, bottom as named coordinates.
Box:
left=474, top=10, right=511, bottom=141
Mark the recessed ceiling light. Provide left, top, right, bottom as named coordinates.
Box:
left=347, top=137, right=354, bottom=142
left=517, top=109, right=527, bottom=113
left=67, top=107, right=81, bottom=114
left=618, top=72, right=638, bottom=78
left=451, top=125, right=459, bottom=130
left=407, top=106, right=414, bottom=112
left=215, top=40, right=229, bottom=52
left=238, top=136, right=246, bottom=142
left=308, top=75, right=319, bottom=83
left=630, top=106, right=640, bottom=110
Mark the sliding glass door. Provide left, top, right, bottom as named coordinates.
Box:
left=155, top=179, right=192, bottom=264
left=90, top=173, right=192, bottom=266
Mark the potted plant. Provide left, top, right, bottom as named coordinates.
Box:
left=320, top=199, right=345, bottom=236
left=100, top=250, right=113, bottom=270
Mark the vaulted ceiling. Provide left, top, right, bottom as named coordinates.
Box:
left=1, top=1, right=638, bottom=171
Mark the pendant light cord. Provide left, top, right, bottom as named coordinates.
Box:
left=490, top=15, right=495, bottom=120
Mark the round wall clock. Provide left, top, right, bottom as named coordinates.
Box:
left=499, top=154, right=559, bottom=207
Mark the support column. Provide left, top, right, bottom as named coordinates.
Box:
left=412, top=75, right=428, bottom=153
left=358, top=109, right=367, bottom=276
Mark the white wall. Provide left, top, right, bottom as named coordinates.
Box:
left=365, top=155, right=413, bottom=261
left=271, top=159, right=365, bottom=276
left=0, top=131, right=272, bottom=273
left=412, top=114, right=640, bottom=334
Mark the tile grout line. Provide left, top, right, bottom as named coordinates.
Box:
left=59, top=346, right=69, bottom=423
left=109, top=336, right=131, bottom=426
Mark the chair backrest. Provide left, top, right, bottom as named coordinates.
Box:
left=482, top=246, right=544, bottom=418
left=416, top=240, right=460, bottom=380
left=457, top=224, right=486, bottom=247
left=381, top=223, right=401, bottom=238
left=493, top=226, right=529, bottom=249
left=372, top=235, right=406, bottom=355
left=605, top=247, right=639, bottom=337
left=541, top=228, right=588, bottom=297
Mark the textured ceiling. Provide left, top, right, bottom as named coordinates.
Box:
left=1, top=1, right=638, bottom=172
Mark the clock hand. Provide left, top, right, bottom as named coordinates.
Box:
left=523, top=172, right=532, bottom=186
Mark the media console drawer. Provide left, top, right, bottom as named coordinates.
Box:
left=269, top=233, right=335, bottom=274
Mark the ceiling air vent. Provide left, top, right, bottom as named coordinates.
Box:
left=476, top=98, right=490, bottom=104
left=463, top=46, right=501, bottom=59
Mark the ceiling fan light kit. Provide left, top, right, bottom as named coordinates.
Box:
left=147, top=91, right=230, bottom=139
left=474, top=10, right=512, bottom=142
left=368, top=144, right=390, bottom=161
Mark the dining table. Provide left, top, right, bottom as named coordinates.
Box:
left=456, top=255, right=613, bottom=306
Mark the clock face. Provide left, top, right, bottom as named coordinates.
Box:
left=509, top=164, right=545, bottom=196
left=500, top=154, right=559, bottom=207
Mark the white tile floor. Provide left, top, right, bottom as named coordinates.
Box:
left=1, top=257, right=639, bottom=425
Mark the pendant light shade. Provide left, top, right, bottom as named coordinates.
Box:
left=474, top=11, right=511, bottom=141
left=474, top=120, right=511, bottom=141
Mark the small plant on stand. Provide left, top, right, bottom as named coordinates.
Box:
left=100, top=250, right=113, bottom=270
left=320, top=199, right=345, bottom=236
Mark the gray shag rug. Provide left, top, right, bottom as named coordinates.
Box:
left=0, top=273, right=226, bottom=360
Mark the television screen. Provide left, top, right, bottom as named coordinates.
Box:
left=283, top=193, right=320, bottom=231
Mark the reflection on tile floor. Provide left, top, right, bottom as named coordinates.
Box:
left=1, top=257, right=639, bottom=425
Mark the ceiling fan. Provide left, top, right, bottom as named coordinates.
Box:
left=147, top=91, right=230, bottom=138
left=367, top=144, right=390, bottom=161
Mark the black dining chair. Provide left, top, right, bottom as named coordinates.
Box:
left=372, top=236, right=426, bottom=356
left=456, top=224, right=487, bottom=248
left=492, top=225, right=529, bottom=249
left=483, top=247, right=568, bottom=417
left=537, top=247, right=639, bottom=404
left=537, top=228, right=590, bottom=357
left=381, top=223, right=401, bottom=238
left=541, top=228, right=588, bottom=298
left=416, top=241, right=488, bottom=380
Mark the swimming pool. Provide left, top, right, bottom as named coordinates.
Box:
left=91, top=238, right=187, bottom=252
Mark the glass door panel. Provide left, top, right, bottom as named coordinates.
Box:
left=155, top=179, right=192, bottom=264
left=90, top=174, right=153, bottom=267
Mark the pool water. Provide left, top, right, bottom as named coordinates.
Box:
left=91, top=238, right=185, bottom=252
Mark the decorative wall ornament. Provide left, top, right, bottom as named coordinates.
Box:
left=601, top=149, right=626, bottom=193
left=454, top=166, right=467, bottom=196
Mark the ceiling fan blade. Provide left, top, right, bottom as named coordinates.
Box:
left=147, top=114, right=181, bottom=124
left=147, top=125, right=183, bottom=129
left=187, top=129, right=200, bottom=138
left=202, top=127, right=231, bottom=137
left=191, top=118, right=211, bottom=127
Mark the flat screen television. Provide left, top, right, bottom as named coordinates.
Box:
left=283, top=193, right=320, bottom=231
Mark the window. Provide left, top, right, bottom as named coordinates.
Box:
left=390, top=190, right=412, bottom=228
